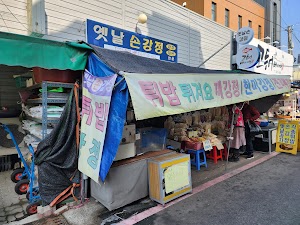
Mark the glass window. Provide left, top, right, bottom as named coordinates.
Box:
left=258, top=25, right=261, bottom=39
left=238, top=15, right=242, bottom=29
left=212, top=2, right=216, bottom=21
left=248, top=20, right=252, bottom=28
left=225, top=9, right=229, bottom=27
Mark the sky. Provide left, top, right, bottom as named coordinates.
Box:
left=281, top=0, right=300, bottom=61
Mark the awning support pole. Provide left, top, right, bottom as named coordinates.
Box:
left=198, top=41, right=230, bottom=68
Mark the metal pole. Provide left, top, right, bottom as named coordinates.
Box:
left=198, top=41, right=231, bottom=68
left=287, top=26, right=293, bottom=55
left=225, top=108, right=235, bottom=171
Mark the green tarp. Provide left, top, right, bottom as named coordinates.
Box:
left=0, top=32, right=92, bottom=70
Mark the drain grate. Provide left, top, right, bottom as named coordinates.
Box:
left=26, top=215, right=69, bottom=225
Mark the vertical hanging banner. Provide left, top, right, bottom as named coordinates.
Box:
left=78, top=70, right=117, bottom=183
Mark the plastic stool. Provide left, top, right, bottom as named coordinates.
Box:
left=206, top=146, right=223, bottom=164
left=222, top=143, right=228, bottom=160
left=187, top=149, right=207, bottom=171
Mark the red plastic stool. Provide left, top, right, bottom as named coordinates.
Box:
left=206, top=146, right=223, bottom=164
left=222, top=143, right=228, bottom=160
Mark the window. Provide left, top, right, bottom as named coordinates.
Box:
left=238, top=15, right=242, bottom=29
left=225, top=9, right=229, bottom=27
left=273, top=3, right=277, bottom=41
left=258, top=25, right=262, bottom=39
left=212, top=2, right=216, bottom=21
left=248, top=20, right=252, bottom=28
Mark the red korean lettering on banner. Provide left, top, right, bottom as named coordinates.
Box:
left=139, top=81, right=164, bottom=107
left=82, top=95, right=93, bottom=125
left=223, top=80, right=232, bottom=98
left=94, top=102, right=109, bottom=132
left=214, top=80, right=224, bottom=99
left=158, top=81, right=181, bottom=106
left=231, top=80, right=240, bottom=97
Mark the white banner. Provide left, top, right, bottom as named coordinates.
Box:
left=78, top=70, right=117, bottom=183
left=238, top=38, right=294, bottom=76
left=124, top=73, right=291, bottom=120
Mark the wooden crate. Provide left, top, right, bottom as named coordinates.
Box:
left=148, top=153, right=192, bottom=205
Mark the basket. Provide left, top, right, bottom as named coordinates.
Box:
left=185, top=141, right=203, bottom=150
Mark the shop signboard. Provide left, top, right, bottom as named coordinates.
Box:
left=236, top=45, right=260, bottom=69
left=276, top=120, right=298, bottom=155
left=123, top=73, right=291, bottom=120
left=78, top=70, right=117, bottom=183
left=237, top=38, right=294, bottom=76
left=86, top=19, right=178, bottom=63
left=236, top=27, right=254, bottom=45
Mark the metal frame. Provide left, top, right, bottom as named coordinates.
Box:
left=22, top=81, right=73, bottom=139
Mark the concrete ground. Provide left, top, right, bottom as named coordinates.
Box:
left=63, top=151, right=273, bottom=225
left=0, top=150, right=277, bottom=225
left=0, top=171, right=29, bottom=224
left=136, top=153, right=300, bottom=225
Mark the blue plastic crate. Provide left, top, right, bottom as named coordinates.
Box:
left=137, top=128, right=167, bottom=152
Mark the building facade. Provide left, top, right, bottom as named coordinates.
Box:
left=0, top=0, right=235, bottom=70
left=254, top=0, right=281, bottom=45
left=172, top=0, right=265, bottom=39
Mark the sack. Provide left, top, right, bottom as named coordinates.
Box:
left=247, top=120, right=262, bottom=135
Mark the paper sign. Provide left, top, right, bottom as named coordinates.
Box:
left=276, top=120, right=298, bottom=155
left=203, top=140, right=213, bottom=151
left=164, top=161, right=190, bottom=194
left=215, top=140, right=224, bottom=150
left=78, top=70, right=117, bottom=183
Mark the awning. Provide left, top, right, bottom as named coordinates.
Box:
left=124, top=73, right=291, bottom=120
left=0, top=32, right=92, bottom=70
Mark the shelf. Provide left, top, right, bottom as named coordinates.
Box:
left=19, top=81, right=74, bottom=91
left=26, top=116, right=60, bottom=124
left=24, top=130, right=42, bottom=142
left=26, top=98, right=68, bottom=104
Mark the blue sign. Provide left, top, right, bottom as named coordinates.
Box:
left=86, top=19, right=178, bottom=63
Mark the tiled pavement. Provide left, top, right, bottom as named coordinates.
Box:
left=0, top=171, right=29, bottom=224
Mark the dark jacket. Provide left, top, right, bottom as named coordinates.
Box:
left=242, top=103, right=260, bottom=122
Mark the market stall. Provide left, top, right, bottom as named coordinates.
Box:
left=0, top=31, right=92, bottom=213
left=77, top=45, right=291, bottom=210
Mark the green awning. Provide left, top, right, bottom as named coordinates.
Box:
left=0, top=32, right=92, bottom=70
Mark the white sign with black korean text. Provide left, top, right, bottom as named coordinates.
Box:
left=236, top=27, right=254, bottom=45
left=238, top=38, right=294, bottom=76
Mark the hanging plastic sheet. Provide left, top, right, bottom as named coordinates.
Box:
left=87, top=53, right=129, bottom=182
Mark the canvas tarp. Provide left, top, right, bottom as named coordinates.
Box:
left=0, top=32, right=92, bottom=70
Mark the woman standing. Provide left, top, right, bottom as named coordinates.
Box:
left=242, top=102, right=260, bottom=159
left=228, top=102, right=246, bottom=162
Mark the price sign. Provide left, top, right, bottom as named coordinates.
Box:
left=276, top=120, right=298, bottom=155
left=203, top=140, right=213, bottom=151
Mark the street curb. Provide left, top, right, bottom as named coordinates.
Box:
left=118, top=152, right=280, bottom=225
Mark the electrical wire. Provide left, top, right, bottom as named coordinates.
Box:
left=159, top=0, right=229, bottom=41
left=0, top=12, right=9, bottom=32
left=0, top=0, right=28, bottom=31
left=225, top=0, right=284, bottom=29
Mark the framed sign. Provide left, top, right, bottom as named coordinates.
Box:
left=276, top=120, right=298, bottom=155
